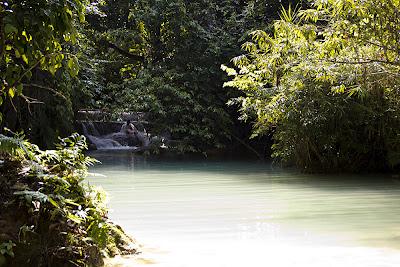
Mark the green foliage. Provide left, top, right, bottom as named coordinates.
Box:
left=0, top=0, right=301, bottom=151
left=224, top=0, right=400, bottom=171
left=0, top=241, right=15, bottom=258
left=0, top=0, right=86, bottom=105
left=81, top=0, right=299, bottom=152
left=0, top=133, right=135, bottom=265
left=0, top=130, right=28, bottom=158
left=0, top=0, right=97, bottom=148
left=110, top=69, right=233, bottom=151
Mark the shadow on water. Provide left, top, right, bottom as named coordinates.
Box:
left=87, top=150, right=400, bottom=192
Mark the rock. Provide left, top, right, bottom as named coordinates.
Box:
left=89, top=143, right=97, bottom=150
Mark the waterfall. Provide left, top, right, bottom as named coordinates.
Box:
left=82, top=122, right=122, bottom=149
left=86, top=135, right=122, bottom=149
left=81, top=121, right=151, bottom=150
left=82, top=121, right=100, bottom=136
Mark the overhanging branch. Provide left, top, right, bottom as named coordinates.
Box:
left=102, top=40, right=145, bottom=62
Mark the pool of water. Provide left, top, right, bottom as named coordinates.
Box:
left=87, top=151, right=400, bottom=267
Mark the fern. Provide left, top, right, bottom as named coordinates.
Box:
left=0, top=134, right=29, bottom=158
left=13, top=190, right=49, bottom=204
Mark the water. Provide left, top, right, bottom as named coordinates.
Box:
left=81, top=121, right=150, bottom=149
left=87, top=151, right=400, bottom=267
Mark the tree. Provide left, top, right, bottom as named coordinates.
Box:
left=0, top=0, right=88, bottom=146
left=83, top=0, right=300, bottom=152
left=0, top=0, right=86, bottom=103
left=223, top=0, right=400, bottom=171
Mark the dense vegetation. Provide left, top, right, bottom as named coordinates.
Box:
left=0, top=133, right=136, bottom=266
left=1, top=0, right=298, bottom=151
left=1, top=0, right=399, bottom=171
left=224, top=0, right=400, bottom=172
left=79, top=0, right=299, bottom=152
left=0, top=0, right=87, bottom=147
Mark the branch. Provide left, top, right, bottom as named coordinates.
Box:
left=328, top=58, right=400, bottom=66
left=20, top=95, right=43, bottom=104
left=102, top=39, right=145, bottom=62
left=22, top=83, right=67, bottom=100
left=231, top=134, right=264, bottom=160
left=364, top=40, right=398, bottom=53
left=20, top=95, right=44, bottom=115
left=6, top=51, right=71, bottom=92
left=6, top=53, right=50, bottom=91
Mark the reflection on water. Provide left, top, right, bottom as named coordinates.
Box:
left=87, top=151, right=400, bottom=267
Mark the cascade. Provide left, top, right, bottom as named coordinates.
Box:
left=81, top=121, right=151, bottom=150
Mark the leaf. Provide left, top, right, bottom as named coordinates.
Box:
left=14, top=190, right=48, bottom=203
left=16, top=83, right=23, bottom=94
left=21, top=31, right=32, bottom=42
left=8, top=88, right=15, bottom=98
left=21, top=54, right=28, bottom=64
left=49, top=66, right=56, bottom=75
left=67, top=57, right=75, bottom=69
left=65, top=8, right=73, bottom=17
left=64, top=198, right=80, bottom=206
left=67, top=213, right=83, bottom=224
left=14, top=49, right=20, bottom=58
left=67, top=57, right=79, bottom=77
left=48, top=196, right=60, bottom=208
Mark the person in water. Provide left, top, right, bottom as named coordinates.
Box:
left=121, top=120, right=138, bottom=135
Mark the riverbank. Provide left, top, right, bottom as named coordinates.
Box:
left=0, top=134, right=138, bottom=266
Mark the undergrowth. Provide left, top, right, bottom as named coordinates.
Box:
left=0, top=132, right=137, bottom=266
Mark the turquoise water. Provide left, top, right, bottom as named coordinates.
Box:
left=88, top=151, right=400, bottom=267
